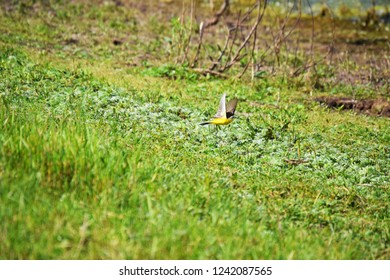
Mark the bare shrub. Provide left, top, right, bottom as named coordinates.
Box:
left=171, top=0, right=335, bottom=83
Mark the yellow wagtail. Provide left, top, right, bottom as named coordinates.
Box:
left=200, top=93, right=238, bottom=125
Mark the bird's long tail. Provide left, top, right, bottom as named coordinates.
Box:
left=200, top=121, right=210, bottom=125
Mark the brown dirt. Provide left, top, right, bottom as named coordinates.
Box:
left=314, top=96, right=390, bottom=117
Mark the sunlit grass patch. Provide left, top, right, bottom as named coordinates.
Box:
left=0, top=46, right=389, bottom=259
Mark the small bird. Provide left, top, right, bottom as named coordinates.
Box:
left=200, top=93, right=238, bottom=125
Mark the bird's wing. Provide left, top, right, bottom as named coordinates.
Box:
left=226, top=98, right=238, bottom=118
left=213, top=93, right=226, bottom=118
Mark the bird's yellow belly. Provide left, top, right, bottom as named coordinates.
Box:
left=210, top=118, right=233, bottom=125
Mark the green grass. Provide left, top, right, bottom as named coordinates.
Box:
left=0, top=2, right=389, bottom=259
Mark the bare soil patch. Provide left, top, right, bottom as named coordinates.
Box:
left=315, top=96, right=390, bottom=117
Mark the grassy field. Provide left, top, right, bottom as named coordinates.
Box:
left=0, top=1, right=389, bottom=259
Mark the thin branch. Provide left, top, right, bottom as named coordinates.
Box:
left=181, top=0, right=195, bottom=64
left=209, top=21, right=231, bottom=71
left=191, top=0, right=230, bottom=67
left=222, top=0, right=267, bottom=72
left=237, top=10, right=259, bottom=79
left=292, top=1, right=336, bottom=77
left=222, top=10, right=242, bottom=70
left=191, top=21, right=206, bottom=68
left=203, top=0, right=230, bottom=29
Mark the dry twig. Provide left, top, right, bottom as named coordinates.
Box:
left=191, top=0, right=230, bottom=67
